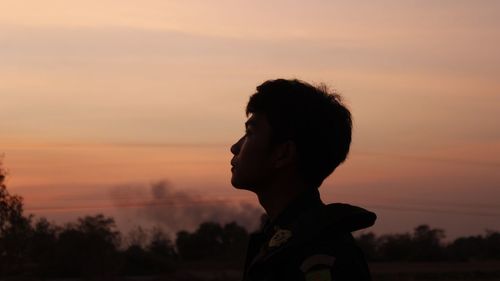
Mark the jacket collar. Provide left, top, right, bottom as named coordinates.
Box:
left=261, top=188, right=324, bottom=234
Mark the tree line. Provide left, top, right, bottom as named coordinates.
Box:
left=357, top=225, right=500, bottom=262
left=1, top=163, right=500, bottom=278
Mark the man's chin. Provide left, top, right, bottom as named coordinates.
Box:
left=230, top=179, right=245, bottom=190
left=231, top=177, right=253, bottom=191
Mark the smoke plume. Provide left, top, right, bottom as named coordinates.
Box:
left=110, top=180, right=264, bottom=234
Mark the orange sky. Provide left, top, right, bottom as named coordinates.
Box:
left=1, top=1, right=499, bottom=239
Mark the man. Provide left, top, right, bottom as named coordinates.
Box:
left=230, top=79, right=376, bottom=281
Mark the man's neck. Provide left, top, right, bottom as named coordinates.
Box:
left=256, top=179, right=310, bottom=222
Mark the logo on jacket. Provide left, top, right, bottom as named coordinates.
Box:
left=268, top=227, right=292, bottom=248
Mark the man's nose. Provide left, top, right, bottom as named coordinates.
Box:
left=230, top=137, right=242, bottom=155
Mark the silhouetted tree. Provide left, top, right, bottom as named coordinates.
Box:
left=148, top=226, right=176, bottom=258
left=121, top=226, right=176, bottom=275
left=126, top=225, right=148, bottom=249
left=175, top=222, right=225, bottom=261
left=448, top=234, right=485, bottom=261
left=0, top=161, right=33, bottom=275
left=122, top=243, right=151, bottom=275
left=356, top=232, right=378, bottom=261
left=54, top=214, right=121, bottom=277
left=484, top=230, right=500, bottom=260
left=146, top=227, right=176, bottom=273
left=197, top=222, right=225, bottom=257
left=447, top=230, right=500, bottom=261
left=175, top=221, right=249, bottom=261
left=222, top=222, right=249, bottom=261
left=357, top=225, right=450, bottom=262
left=175, top=230, right=196, bottom=260
left=377, top=233, right=413, bottom=261
left=411, top=224, right=445, bottom=261
left=27, top=217, right=59, bottom=275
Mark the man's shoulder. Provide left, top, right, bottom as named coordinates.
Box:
left=256, top=228, right=370, bottom=281
left=291, top=202, right=376, bottom=242
left=270, top=201, right=376, bottom=261
left=290, top=203, right=376, bottom=280
left=243, top=203, right=376, bottom=281
left=297, top=231, right=371, bottom=281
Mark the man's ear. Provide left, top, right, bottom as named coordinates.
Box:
left=273, top=140, right=297, bottom=169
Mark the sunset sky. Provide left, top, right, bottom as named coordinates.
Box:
left=1, top=1, right=499, bottom=239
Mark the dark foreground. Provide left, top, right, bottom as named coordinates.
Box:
left=160, top=261, right=500, bottom=281
left=370, top=261, right=500, bottom=281
left=3, top=261, right=499, bottom=281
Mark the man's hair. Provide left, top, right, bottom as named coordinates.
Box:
left=246, top=79, right=352, bottom=188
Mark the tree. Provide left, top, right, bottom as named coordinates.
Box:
left=148, top=226, right=176, bottom=258
left=0, top=160, right=33, bottom=274
left=484, top=230, right=500, bottom=260
left=377, top=233, right=413, bottom=261
left=411, top=224, right=445, bottom=261
left=447, top=235, right=485, bottom=261
left=27, top=217, right=59, bottom=275
left=447, top=230, right=500, bottom=261
left=54, top=214, right=121, bottom=277
left=175, top=221, right=249, bottom=261
left=175, top=230, right=196, bottom=260
left=222, top=222, right=249, bottom=261
left=125, top=225, right=148, bottom=249
left=356, top=232, right=378, bottom=261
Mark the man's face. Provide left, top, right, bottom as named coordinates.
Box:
left=230, top=113, right=275, bottom=191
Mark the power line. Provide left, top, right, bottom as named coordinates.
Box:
left=329, top=191, right=500, bottom=210
left=25, top=198, right=250, bottom=213
left=358, top=151, right=500, bottom=168
left=25, top=199, right=500, bottom=218
left=364, top=204, right=500, bottom=218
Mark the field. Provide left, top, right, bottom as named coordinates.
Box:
left=2, top=261, right=499, bottom=281
left=131, top=261, right=500, bottom=281
left=370, top=261, right=500, bottom=281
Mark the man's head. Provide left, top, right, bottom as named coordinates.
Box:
left=230, top=79, right=352, bottom=191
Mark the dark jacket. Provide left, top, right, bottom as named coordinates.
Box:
left=242, top=188, right=376, bottom=281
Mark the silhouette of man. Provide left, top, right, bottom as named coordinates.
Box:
left=230, top=79, right=376, bottom=281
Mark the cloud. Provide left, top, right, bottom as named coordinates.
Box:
left=109, top=180, right=264, bottom=233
